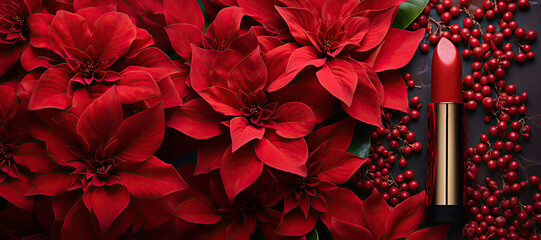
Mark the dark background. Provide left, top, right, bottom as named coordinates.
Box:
left=401, top=2, right=541, bottom=239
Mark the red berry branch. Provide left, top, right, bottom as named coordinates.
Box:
left=406, top=0, right=540, bottom=238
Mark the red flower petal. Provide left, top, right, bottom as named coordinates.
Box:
left=342, top=64, right=383, bottom=127
left=27, top=13, right=54, bottom=49
left=385, top=191, right=426, bottom=239
left=227, top=47, right=267, bottom=94
left=0, top=43, right=22, bottom=77
left=317, top=150, right=368, bottom=185
left=226, top=218, right=252, bottom=240
left=316, top=59, right=358, bottom=106
left=0, top=175, right=33, bottom=212
left=28, top=173, right=79, bottom=196
left=195, top=135, right=230, bottom=175
left=354, top=6, right=398, bottom=52
left=363, top=189, right=391, bottom=240
left=379, top=70, right=409, bottom=113
left=52, top=190, right=82, bottom=221
left=285, top=46, right=326, bottom=76
left=272, top=71, right=336, bottom=123
left=355, top=0, right=407, bottom=10
left=75, top=5, right=116, bottom=30
left=221, top=145, right=263, bottom=203
left=373, top=28, right=425, bottom=72
left=76, top=87, right=123, bottom=153
left=406, top=224, right=450, bottom=240
left=306, top=117, right=355, bottom=152
left=92, top=185, right=130, bottom=233
left=320, top=188, right=367, bottom=230
left=271, top=102, right=316, bottom=139
left=117, top=156, right=187, bottom=198
left=165, top=23, right=203, bottom=60
left=119, top=47, right=179, bottom=81
left=46, top=130, right=79, bottom=164
left=20, top=44, right=58, bottom=71
left=70, top=88, right=92, bottom=116
left=330, top=217, right=373, bottom=240
left=176, top=198, right=221, bottom=224
left=343, top=16, right=370, bottom=45
left=205, top=7, right=245, bottom=44
left=61, top=200, right=96, bottom=240
left=164, top=0, right=204, bottom=29
left=91, top=12, right=137, bottom=60
left=48, top=10, right=91, bottom=55
left=255, top=132, right=308, bottom=177
left=167, top=98, right=226, bottom=140
left=198, top=87, right=242, bottom=116
left=116, top=69, right=160, bottom=103
left=148, top=75, right=183, bottom=108
left=275, top=207, right=317, bottom=236
left=237, top=0, right=283, bottom=32
left=190, top=47, right=243, bottom=92
left=13, top=142, right=60, bottom=174
left=264, top=43, right=298, bottom=92
left=27, top=65, right=73, bottom=110
left=115, top=102, right=164, bottom=163
left=275, top=7, right=317, bottom=45
left=230, top=117, right=265, bottom=152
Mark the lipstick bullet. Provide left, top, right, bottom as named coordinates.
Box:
left=426, top=38, right=466, bottom=223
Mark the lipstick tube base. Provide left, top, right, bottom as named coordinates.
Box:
left=426, top=103, right=466, bottom=223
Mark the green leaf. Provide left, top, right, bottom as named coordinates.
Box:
left=391, top=0, right=430, bottom=29
left=306, top=228, right=320, bottom=240
left=347, top=124, right=371, bottom=158
left=196, top=0, right=210, bottom=30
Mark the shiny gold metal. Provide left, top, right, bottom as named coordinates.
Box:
left=427, top=103, right=466, bottom=206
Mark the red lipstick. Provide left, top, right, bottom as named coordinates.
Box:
left=426, top=38, right=466, bottom=222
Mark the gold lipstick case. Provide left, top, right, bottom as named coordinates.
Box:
left=426, top=102, right=467, bottom=222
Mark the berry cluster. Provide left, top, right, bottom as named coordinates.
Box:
left=412, top=0, right=539, bottom=238
left=350, top=78, right=423, bottom=206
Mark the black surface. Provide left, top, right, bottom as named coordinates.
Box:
left=401, top=3, right=541, bottom=239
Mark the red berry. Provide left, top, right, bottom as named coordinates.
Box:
left=399, top=158, right=407, bottom=168
left=503, top=12, right=514, bottom=22
left=420, top=43, right=430, bottom=53
left=404, top=170, right=414, bottom=180
left=518, top=0, right=530, bottom=10
left=516, top=52, right=527, bottom=63
left=441, top=12, right=452, bottom=23
left=407, top=80, right=415, bottom=89
left=462, top=49, right=472, bottom=58
left=466, top=100, right=477, bottom=111
left=410, top=110, right=420, bottom=120
left=450, top=6, right=460, bottom=17
left=482, top=0, right=493, bottom=10
left=526, top=30, right=537, bottom=41
left=515, top=27, right=526, bottom=40
left=530, top=175, right=540, bottom=185
left=474, top=8, right=484, bottom=21
left=409, top=180, right=419, bottom=192
left=428, top=34, right=440, bottom=45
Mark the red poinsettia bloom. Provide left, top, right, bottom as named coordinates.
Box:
left=272, top=118, right=369, bottom=236
left=271, top=0, right=425, bottom=126
left=330, top=189, right=449, bottom=240
left=164, top=2, right=261, bottom=61
left=0, top=0, right=44, bottom=77
left=0, top=86, right=48, bottom=213
left=25, top=6, right=179, bottom=112
left=169, top=46, right=317, bottom=202
left=27, top=88, right=187, bottom=238
left=173, top=164, right=294, bottom=240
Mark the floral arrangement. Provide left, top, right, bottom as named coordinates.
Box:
left=2, top=0, right=535, bottom=239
